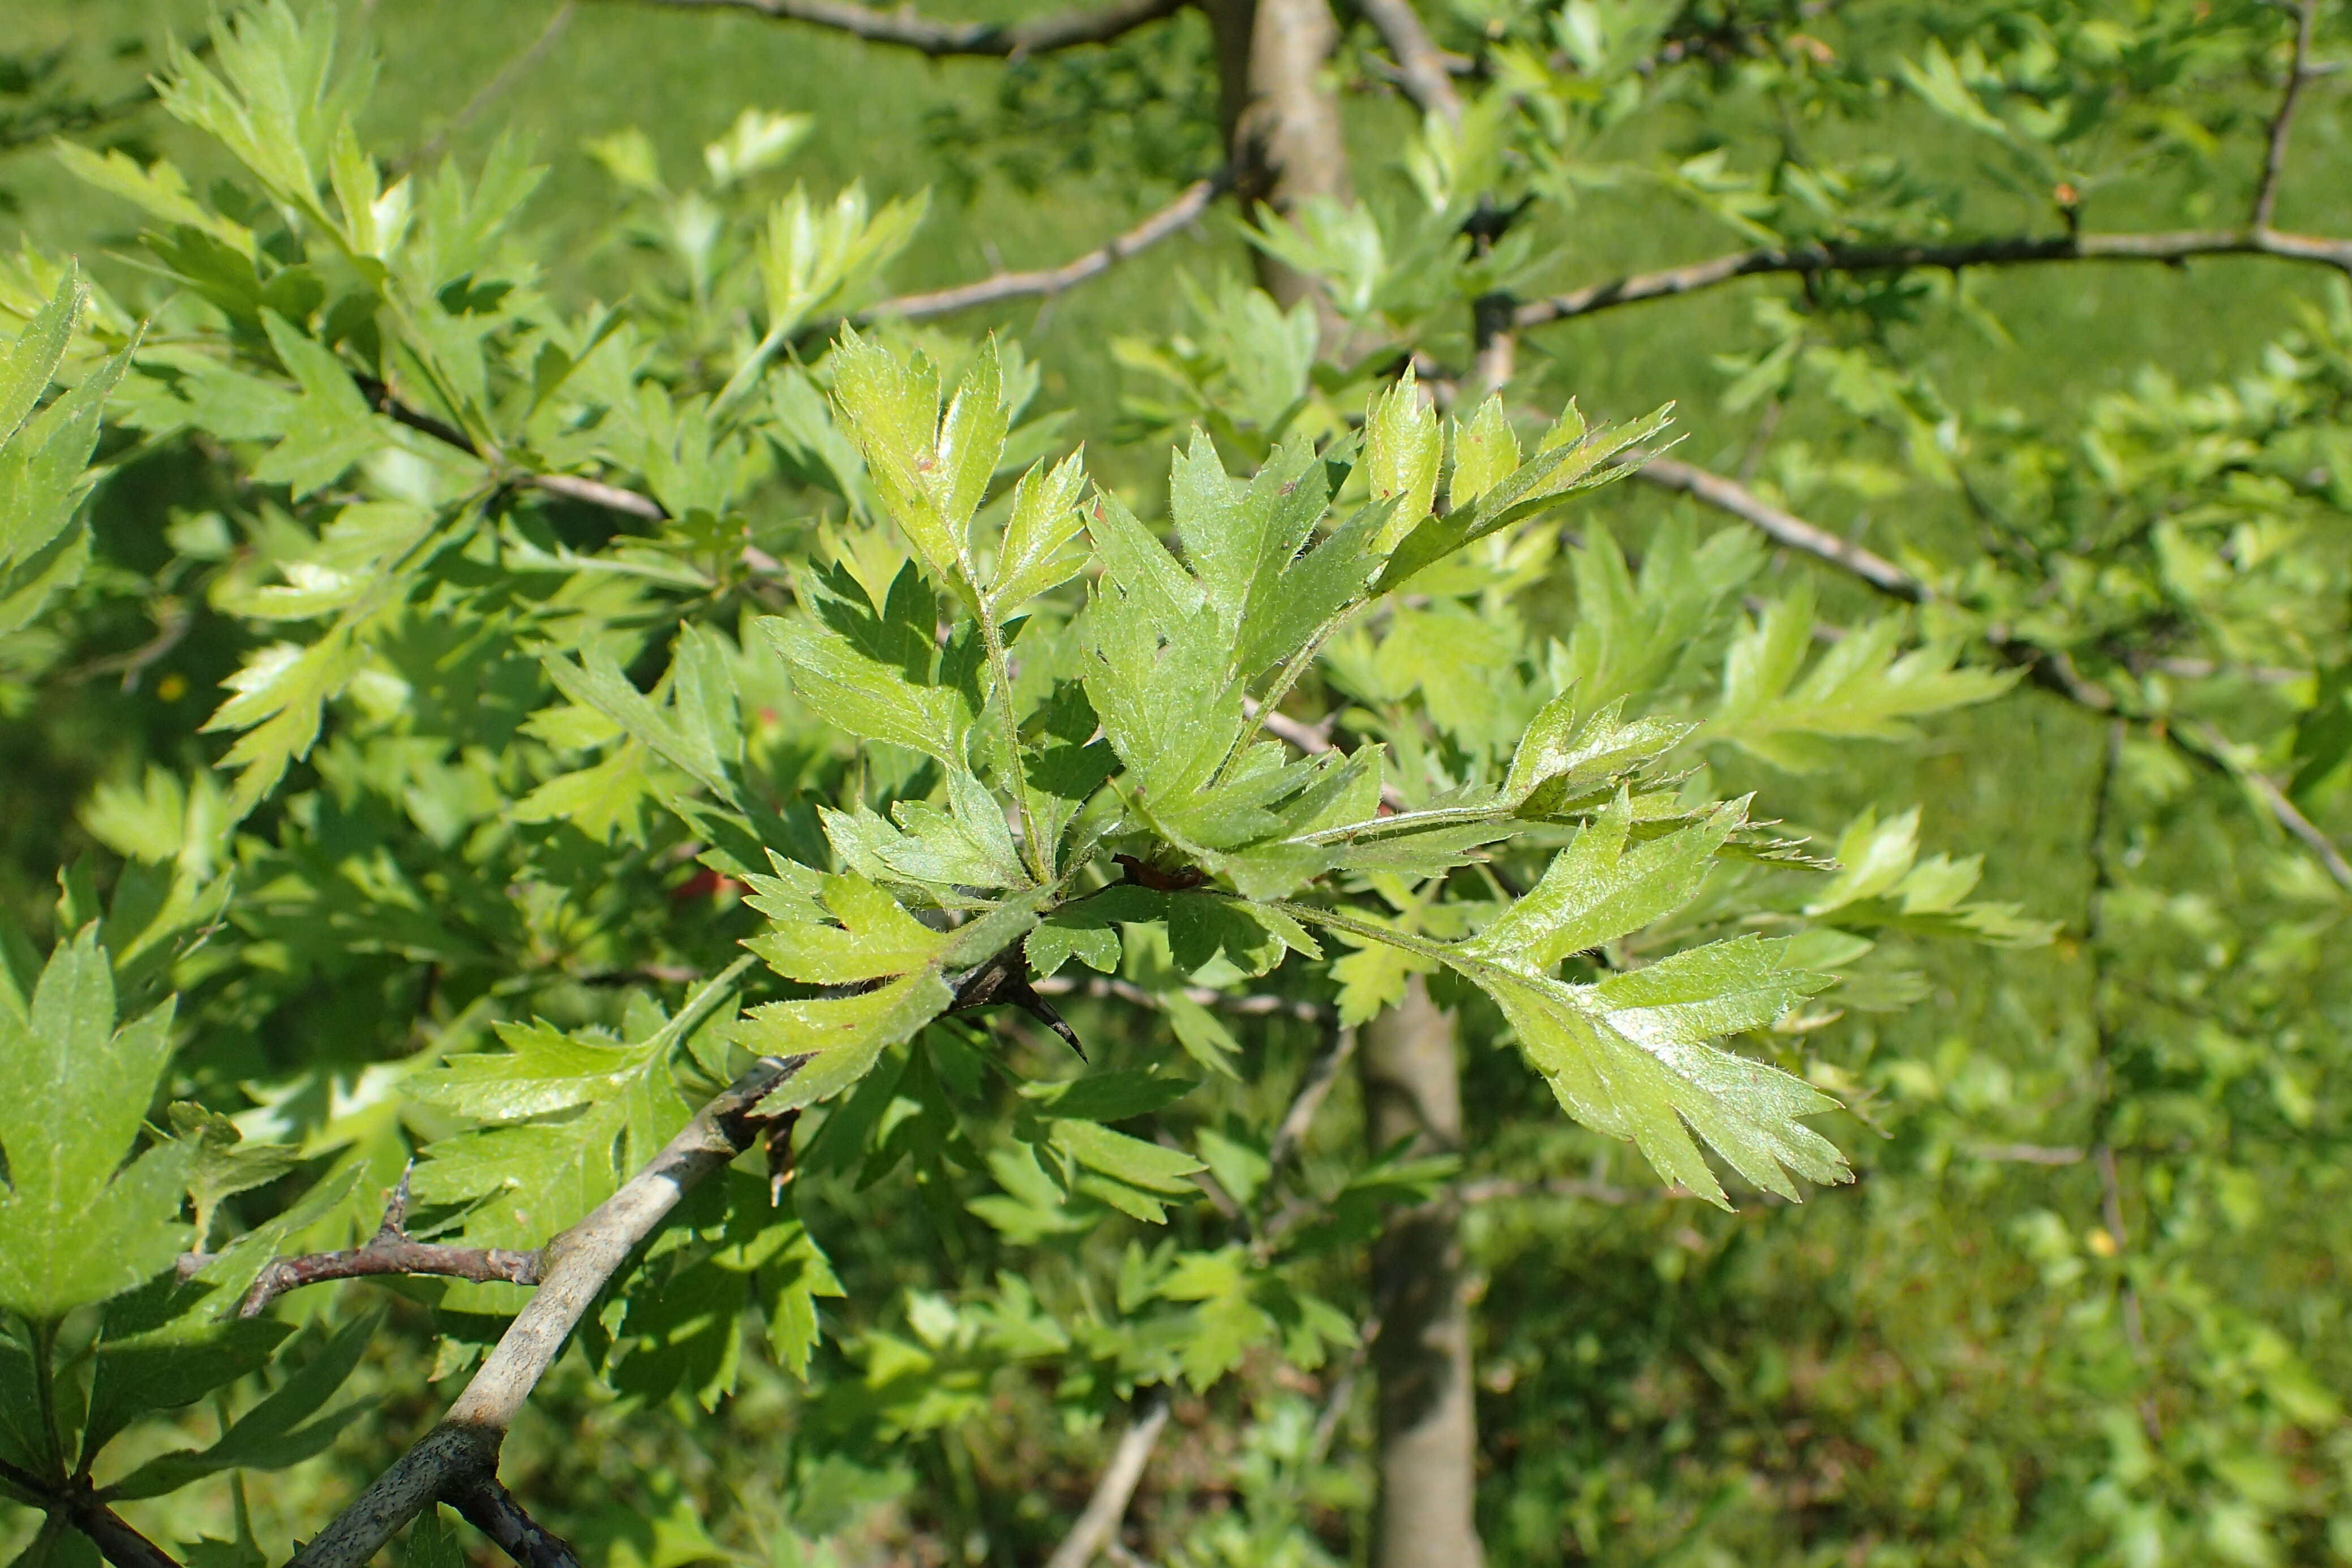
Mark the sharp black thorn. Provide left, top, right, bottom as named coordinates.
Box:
left=1014, top=983, right=1086, bottom=1062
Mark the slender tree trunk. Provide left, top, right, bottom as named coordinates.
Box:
left=1202, top=0, right=1350, bottom=307
left=1361, top=975, right=1484, bottom=1568
left=1202, top=12, right=1483, bottom=1558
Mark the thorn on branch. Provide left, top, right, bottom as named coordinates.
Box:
left=765, top=1107, right=802, bottom=1205
left=950, top=940, right=1088, bottom=1058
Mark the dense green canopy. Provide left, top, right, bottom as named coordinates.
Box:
left=2, top=2, right=2349, bottom=1566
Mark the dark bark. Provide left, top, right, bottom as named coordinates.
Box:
left=1361, top=975, right=1484, bottom=1568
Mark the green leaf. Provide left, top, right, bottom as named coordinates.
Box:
left=1024, top=1070, right=1198, bottom=1122
left=1, top=315, right=136, bottom=611
left=108, top=1313, right=378, bottom=1500
left=727, top=973, right=958, bottom=1118
left=1466, top=955, right=1844, bottom=1208
left=402, top=1506, right=464, bottom=1568
left=0, top=929, right=190, bottom=1319
left=1375, top=402, right=1673, bottom=594
left=1446, top=395, right=1519, bottom=510
left=1365, top=367, right=1441, bottom=546
left=543, top=650, right=738, bottom=805
left=202, top=629, right=367, bottom=819
left=251, top=312, right=394, bottom=500
left=0, top=268, right=81, bottom=449
left=1505, top=695, right=1694, bottom=813
left=1050, top=1120, right=1203, bottom=1192
left=166, top=1104, right=307, bottom=1238
left=758, top=613, right=973, bottom=768
left=1593, top=935, right=1829, bottom=1047
left=1708, top=588, right=2015, bottom=770
left=987, top=450, right=1089, bottom=615
left=757, top=183, right=927, bottom=341
left=411, top=1019, right=663, bottom=1122
left=1466, top=792, right=1742, bottom=972
left=744, top=867, right=957, bottom=984
left=1160, top=993, right=1242, bottom=1080
left=829, top=328, right=977, bottom=592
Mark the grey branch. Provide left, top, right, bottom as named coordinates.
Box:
left=530, top=471, right=667, bottom=520
left=1355, top=0, right=1461, bottom=124
left=857, top=174, right=1225, bottom=323
left=1651, top=456, right=2352, bottom=895
left=1457, top=1175, right=1666, bottom=1205
left=234, top=1238, right=542, bottom=1318
left=1032, top=970, right=1330, bottom=1024
left=2176, top=719, right=2352, bottom=891
left=1043, top=1390, right=1173, bottom=1568
left=287, top=1052, right=809, bottom=1568
left=621, top=0, right=1186, bottom=55
left=1638, top=456, right=1924, bottom=602
left=175, top=1166, right=545, bottom=1317
left=1513, top=227, right=2352, bottom=330
left=2252, top=0, right=2321, bottom=230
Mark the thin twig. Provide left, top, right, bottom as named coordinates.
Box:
left=445, top=1474, right=586, bottom=1568
left=1638, top=456, right=1924, bottom=601
left=852, top=174, right=1225, bottom=325
left=237, top=1239, right=544, bottom=1318
left=1043, top=1390, right=1173, bottom=1568
left=1631, top=456, right=2352, bottom=895
left=1032, top=972, right=1330, bottom=1023
left=2252, top=0, right=2320, bottom=230
left=286, top=1052, right=809, bottom=1568
left=1966, top=1143, right=2086, bottom=1166
left=2177, top=719, right=2352, bottom=890
left=1513, top=227, right=2352, bottom=330
left=618, top=0, right=1187, bottom=55
left=530, top=471, right=668, bottom=520
left=398, top=2, right=578, bottom=174
left=1267, top=1024, right=1359, bottom=1171
left=66, top=1502, right=184, bottom=1568
left=1355, top=0, right=1462, bottom=124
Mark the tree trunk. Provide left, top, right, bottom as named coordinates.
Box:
left=1360, top=975, right=1485, bottom=1568
left=1202, top=0, right=1350, bottom=307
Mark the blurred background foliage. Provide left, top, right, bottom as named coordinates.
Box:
left=5, top=1, right=2351, bottom=1565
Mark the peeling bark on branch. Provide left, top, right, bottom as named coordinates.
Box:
left=621, top=0, right=1188, bottom=55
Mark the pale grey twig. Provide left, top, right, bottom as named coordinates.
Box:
left=2252, top=0, right=2321, bottom=230
left=286, top=1052, right=809, bottom=1568
left=1514, top=227, right=2352, bottom=330
left=1044, top=1390, right=1173, bottom=1568
left=620, top=0, right=1186, bottom=56
left=1355, top=0, right=1462, bottom=124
